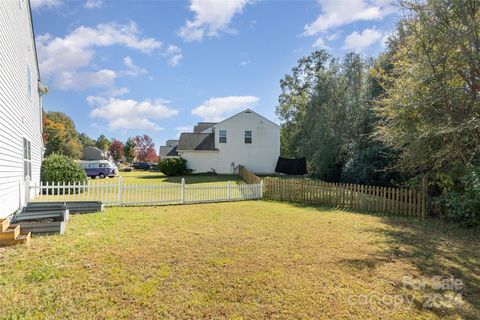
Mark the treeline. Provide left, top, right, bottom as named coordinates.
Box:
left=277, top=0, right=479, bottom=224
left=43, top=111, right=158, bottom=162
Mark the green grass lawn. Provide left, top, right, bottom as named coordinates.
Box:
left=116, top=171, right=244, bottom=185
left=1, top=201, right=479, bottom=319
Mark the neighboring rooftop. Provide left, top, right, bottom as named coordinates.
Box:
left=177, top=133, right=216, bottom=151
left=159, top=145, right=179, bottom=157
left=193, top=122, right=217, bottom=133
left=166, top=140, right=178, bottom=147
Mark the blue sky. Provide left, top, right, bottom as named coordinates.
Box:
left=31, top=0, right=400, bottom=148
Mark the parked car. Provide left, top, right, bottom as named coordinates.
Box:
left=79, top=160, right=118, bottom=179
left=132, top=162, right=155, bottom=170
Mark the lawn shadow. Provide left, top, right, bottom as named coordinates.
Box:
left=371, top=217, right=480, bottom=319
left=281, top=201, right=342, bottom=212
left=355, top=215, right=479, bottom=318
left=276, top=201, right=480, bottom=318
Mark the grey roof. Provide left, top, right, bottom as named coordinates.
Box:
left=177, top=133, right=216, bottom=151
left=84, top=146, right=103, bottom=153
left=193, top=122, right=217, bottom=133
left=166, top=140, right=178, bottom=147
left=159, top=145, right=179, bottom=157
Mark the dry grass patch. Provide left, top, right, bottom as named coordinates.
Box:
left=0, top=201, right=478, bottom=319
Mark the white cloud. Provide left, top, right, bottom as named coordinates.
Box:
left=305, top=0, right=396, bottom=36
left=381, top=30, right=394, bottom=48
left=344, top=28, right=383, bottom=52
left=178, top=0, right=252, bottom=42
left=84, top=0, right=103, bottom=9
left=312, top=37, right=330, bottom=49
left=88, top=97, right=179, bottom=131
left=191, top=96, right=260, bottom=122
left=164, top=45, right=183, bottom=67
left=30, top=0, right=62, bottom=9
left=326, top=32, right=340, bottom=41
left=122, top=56, right=147, bottom=76
left=56, top=69, right=117, bottom=90
left=36, top=22, right=161, bottom=90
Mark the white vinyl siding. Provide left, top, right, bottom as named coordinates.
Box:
left=0, top=0, right=43, bottom=217
left=213, top=110, right=280, bottom=174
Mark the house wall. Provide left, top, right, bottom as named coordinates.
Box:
left=0, top=1, right=43, bottom=218
left=83, top=147, right=106, bottom=161
left=211, top=110, right=280, bottom=174
left=180, top=151, right=219, bottom=173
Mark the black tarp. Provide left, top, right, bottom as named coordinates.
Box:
left=274, top=157, right=308, bottom=175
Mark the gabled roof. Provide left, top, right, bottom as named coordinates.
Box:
left=193, top=122, right=217, bottom=133
left=177, top=133, right=216, bottom=151
left=84, top=146, right=104, bottom=153
left=159, top=145, right=179, bottom=157
left=166, top=140, right=179, bottom=147
left=212, top=109, right=280, bottom=128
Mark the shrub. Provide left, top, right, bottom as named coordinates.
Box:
left=157, top=158, right=189, bottom=176
left=41, top=154, right=87, bottom=184
left=433, top=168, right=480, bottom=226
left=341, top=144, right=403, bottom=187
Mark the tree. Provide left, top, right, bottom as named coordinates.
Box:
left=124, top=137, right=136, bottom=163
left=79, top=133, right=96, bottom=148
left=374, top=0, right=480, bottom=223
left=43, top=111, right=82, bottom=159
left=109, top=139, right=124, bottom=161
left=276, top=50, right=383, bottom=182
left=376, top=0, right=480, bottom=181
left=96, top=135, right=110, bottom=151
left=135, top=134, right=157, bottom=162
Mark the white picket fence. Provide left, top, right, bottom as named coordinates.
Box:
left=26, top=177, right=263, bottom=206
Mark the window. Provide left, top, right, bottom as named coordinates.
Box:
left=26, top=64, right=32, bottom=98
left=219, top=130, right=227, bottom=143
left=23, top=138, right=32, bottom=178
left=244, top=130, right=252, bottom=144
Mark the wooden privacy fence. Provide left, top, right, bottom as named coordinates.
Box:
left=26, top=177, right=262, bottom=206
left=238, top=165, right=262, bottom=184
left=263, top=178, right=426, bottom=217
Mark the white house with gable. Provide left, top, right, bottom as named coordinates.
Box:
left=0, top=0, right=46, bottom=218
left=160, top=109, right=280, bottom=174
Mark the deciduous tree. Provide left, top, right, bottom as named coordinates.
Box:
left=96, top=135, right=110, bottom=151
left=43, top=111, right=82, bottom=159
left=109, top=139, right=124, bottom=161
left=135, top=135, right=157, bottom=162
left=124, top=137, right=136, bottom=163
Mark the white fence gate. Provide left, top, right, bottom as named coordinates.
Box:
left=26, top=177, right=263, bottom=206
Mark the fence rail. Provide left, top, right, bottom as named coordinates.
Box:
left=263, top=178, right=426, bottom=217
left=27, top=178, right=262, bottom=206
left=238, top=165, right=262, bottom=184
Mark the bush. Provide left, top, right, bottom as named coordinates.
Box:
left=41, top=154, right=87, bottom=184
left=341, top=144, right=402, bottom=187
left=157, top=158, right=189, bottom=176
left=433, top=168, right=480, bottom=226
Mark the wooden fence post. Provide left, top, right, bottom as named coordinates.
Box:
left=260, top=179, right=264, bottom=199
